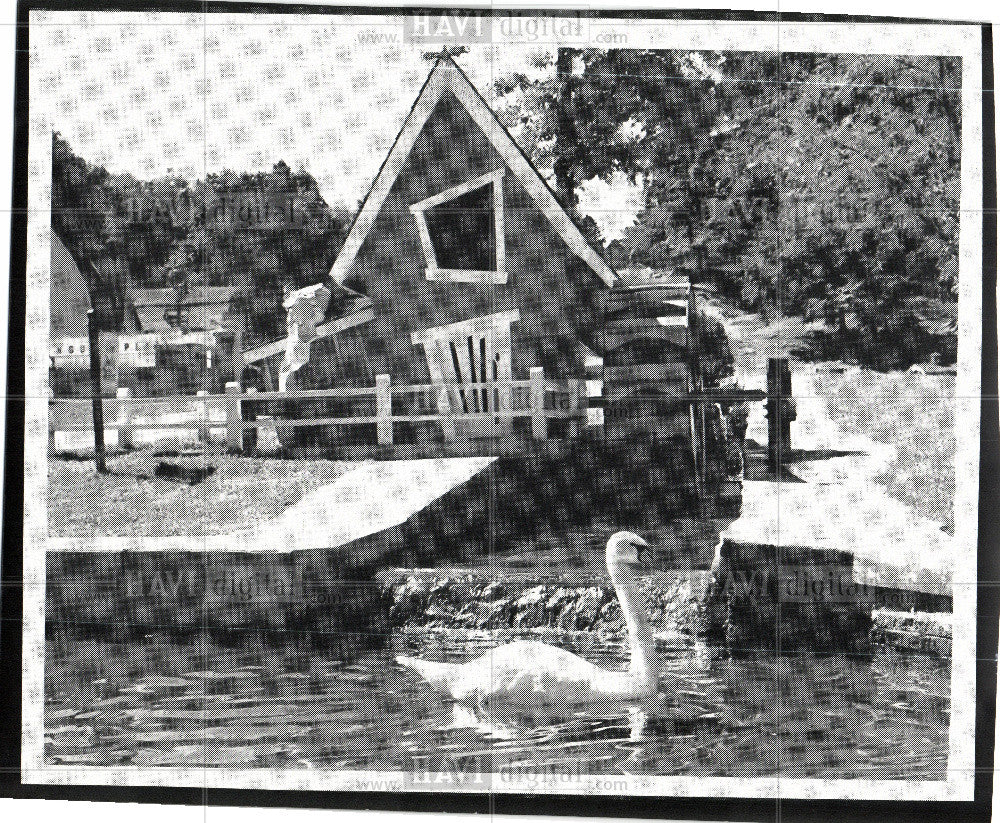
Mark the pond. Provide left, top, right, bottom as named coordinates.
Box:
left=45, top=629, right=949, bottom=780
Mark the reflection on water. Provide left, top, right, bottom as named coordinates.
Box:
left=45, top=631, right=949, bottom=779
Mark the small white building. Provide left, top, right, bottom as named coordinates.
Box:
left=117, top=333, right=158, bottom=368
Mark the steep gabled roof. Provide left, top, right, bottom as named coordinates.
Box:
left=125, top=286, right=237, bottom=334
left=329, top=54, right=618, bottom=288
left=50, top=229, right=92, bottom=340
left=127, top=287, right=236, bottom=308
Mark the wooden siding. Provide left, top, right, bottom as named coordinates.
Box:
left=337, top=91, right=608, bottom=389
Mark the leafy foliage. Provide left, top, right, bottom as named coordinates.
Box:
left=497, top=50, right=960, bottom=369
left=52, top=134, right=354, bottom=344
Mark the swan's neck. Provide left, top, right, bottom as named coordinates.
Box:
left=614, top=579, right=659, bottom=694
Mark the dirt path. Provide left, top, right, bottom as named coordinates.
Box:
left=223, top=457, right=497, bottom=553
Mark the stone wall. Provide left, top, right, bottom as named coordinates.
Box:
left=384, top=569, right=710, bottom=638
left=46, top=550, right=390, bottom=661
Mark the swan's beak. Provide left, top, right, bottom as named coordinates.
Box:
left=623, top=537, right=653, bottom=573
left=608, top=532, right=654, bottom=578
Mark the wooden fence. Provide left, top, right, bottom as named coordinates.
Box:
left=49, top=367, right=589, bottom=455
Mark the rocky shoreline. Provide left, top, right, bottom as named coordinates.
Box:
left=383, top=567, right=952, bottom=659
left=382, top=568, right=709, bottom=640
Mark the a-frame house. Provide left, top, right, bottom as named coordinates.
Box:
left=275, top=52, right=702, bottom=453
left=278, top=53, right=629, bottom=445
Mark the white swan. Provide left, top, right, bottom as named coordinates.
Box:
left=395, top=532, right=660, bottom=708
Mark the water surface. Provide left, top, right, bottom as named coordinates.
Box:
left=45, top=630, right=949, bottom=779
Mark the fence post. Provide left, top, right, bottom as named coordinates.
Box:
left=243, top=387, right=258, bottom=455
left=48, top=389, right=56, bottom=456
left=584, top=354, right=604, bottom=430
left=530, top=367, right=547, bottom=440
left=225, top=381, right=243, bottom=453
left=375, top=374, right=393, bottom=447
left=568, top=379, right=584, bottom=439
left=230, top=329, right=244, bottom=386
left=86, top=309, right=107, bottom=473
left=766, top=357, right=793, bottom=476
left=115, top=387, right=133, bottom=450
left=196, top=389, right=210, bottom=448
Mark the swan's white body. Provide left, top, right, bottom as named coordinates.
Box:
left=396, top=532, right=659, bottom=707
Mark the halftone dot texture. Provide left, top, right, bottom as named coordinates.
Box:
left=36, top=12, right=206, bottom=181
left=37, top=9, right=961, bottom=792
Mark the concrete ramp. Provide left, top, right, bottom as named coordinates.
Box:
left=225, top=457, right=497, bottom=553
left=724, top=479, right=954, bottom=597
left=718, top=375, right=955, bottom=601
left=49, top=457, right=496, bottom=554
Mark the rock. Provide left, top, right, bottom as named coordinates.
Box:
left=545, top=587, right=575, bottom=626
left=480, top=599, right=512, bottom=628
left=513, top=586, right=549, bottom=628
left=430, top=577, right=452, bottom=598
left=573, top=588, right=605, bottom=630
left=389, top=577, right=431, bottom=624
left=481, top=581, right=506, bottom=601
left=454, top=603, right=478, bottom=627
left=514, top=585, right=547, bottom=609
left=598, top=600, right=624, bottom=633
left=424, top=604, right=452, bottom=622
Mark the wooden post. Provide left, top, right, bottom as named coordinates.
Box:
left=767, top=358, right=793, bottom=476
left=375, top=374, right=393, bottom=446
left=530, top=366, right=547, bottom=440
left=767, top=360, right=780, bottom=475
left=584, top=354, right=604, bottom=430
left=568, top=378, right=584, bottom=439
left=225, top=381, right=242, bottom=453
left=243, top=386, right=258, bottom=455
left=48, top=389, right=55, bottom=457
left=781, top=365, right=793, bottom=453
left=196, top=389, right=210, bottom=447
left=115, top=387, right=133, bottom=450
left=86, top=309, right=106, bottom=473
left=700, top=399, right=708, bottom=489
left=232, top=329, right=244, bottom=384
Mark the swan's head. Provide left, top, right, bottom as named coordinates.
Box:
left=606, top=531, right=652, bottom=583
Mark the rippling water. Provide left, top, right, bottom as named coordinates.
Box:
left=45, top=631, right=949, bottom=779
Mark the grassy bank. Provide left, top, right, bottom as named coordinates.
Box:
left=48, top=451, right=355, bottom=537
left=815, top=369, right=955, bottom=534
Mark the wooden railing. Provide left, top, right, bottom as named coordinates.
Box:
left=49, top=367, right=589, bottom=455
